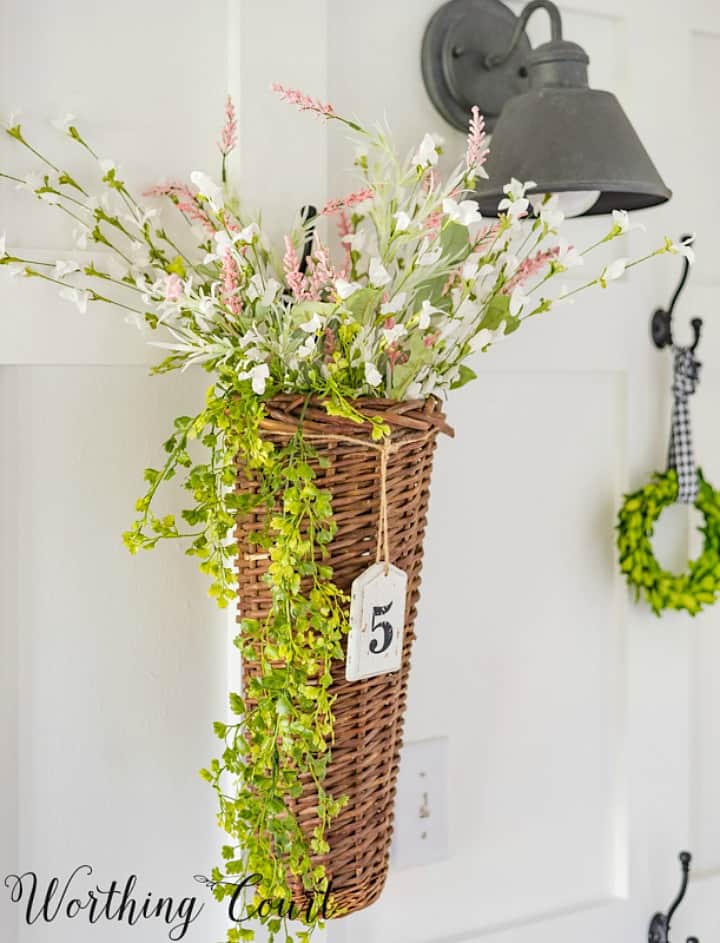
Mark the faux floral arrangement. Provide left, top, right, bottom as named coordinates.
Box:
left=1, top=86, right=685, bottom=942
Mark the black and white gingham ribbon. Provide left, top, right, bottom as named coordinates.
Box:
left=667, top=345, right=701, bottom=503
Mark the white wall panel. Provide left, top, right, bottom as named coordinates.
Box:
left=334, top=373, right=627, bottom=942
left=0, top=366, right=230, bottom=941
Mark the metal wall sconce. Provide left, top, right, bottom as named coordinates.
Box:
left=421, top=0, right=672, bottom=217
left=648, top=851, right=700, bottom=943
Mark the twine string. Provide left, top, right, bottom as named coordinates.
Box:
left=375, top=440, right=391, bottom=575
left=263, top=427, right=434, bottom=571
left=667, top=345, right=701, bottom=504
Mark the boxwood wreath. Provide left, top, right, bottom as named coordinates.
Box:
left=0, top=87, right=681, bottom=942
left=617, top=470, right=720, bottom=616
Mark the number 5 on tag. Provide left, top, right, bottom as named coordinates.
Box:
left=346, top=562, right=408, bottom=682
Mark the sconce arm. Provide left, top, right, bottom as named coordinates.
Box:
left=485, top=0, right=563, bottom=68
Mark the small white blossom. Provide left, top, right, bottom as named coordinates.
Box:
left=470, top=328, right=494, bottom=352
left=498, top=196, right=529, bottom=220
left=3, top=262, right=25, bottom=278
left=261, top=278, right=280, bottom=306
left=368, top=257, right=391, bottom=288
left=58, top=286, right=90, bottom=314
left=612, top=209, right=645, bottom=234
left=509, top=285, right=529, bottom=317
left=382, top=321, right=407, bottom=344
left=190, top=170, right=224, bottom=210
left=498, top=178, right=536, bottom=221
left=462, top=255, right=480, bottom=280
left=342, top=229, right=368, bottom=253
left=246, top=274, right=279, bottom=306
left=297, top=335, right=317, bottom=360
left=557, top=238, right=583, bottom=269
left=603, top=258, right=628, bottom=281
left=99, top=158, right=116, bottom=175
left=364, top=362, right=383, bottom=387
left=335, top=278, right=362, bottom=299
left=418, top=299, right=440, bottom=329
left=124, top=205, right=158, bottom=228
left=417, top=241, right=442, bottom=266
left=503, top=178, right=537, bottom=200
left=300, top=312, right=325, bottom=333
left=51, top=113, right=76, bottom=134
left=237, top=222, right=260, bottom=244
left=238, top=363, right=270, bottom=395
left=39, top=191, right=60, bottom=205
left=53, top=259, right=80, bottom=279
left=476, top=262, right=496, bottom=283
left=669, top=237, right=695, bottom=265
left=0, top=233, right=6, bottom=258
left=442, top=197, right=482, bottom=227
left=72, top=226, right=89, bottom=250
left=412, top=133, right=443, bottom=168
left=2, top=110, right=21, bottom=130
left=394, top=211, right=411, bottom=232
left=380, top=292, right=408, bottom=315
left=540, top=195, right=564, bottom=230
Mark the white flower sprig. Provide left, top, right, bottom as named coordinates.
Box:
left=0, top=87, right=679, bottom=401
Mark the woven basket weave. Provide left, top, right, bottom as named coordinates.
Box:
left=235, top=395, right=451, bottom=915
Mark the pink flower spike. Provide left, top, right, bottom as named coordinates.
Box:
left=221, top=248, right=243, bottom=315
left=472, top=221, right=499, bottom=251
left=466, top=106, right=489, bottom=175
left=320, top=188, right=374, bottom=216
left=143, top=180, right=217, bottom=233
left=283, top=235, right=309, bottom=300
left=502, top=247, right=560, bottom=294
left=218, top=95, right=237, bottom=157
left=305, top=242, right=342, bottom=300
left=271, top=83, right=337, bottom=120
left=425, top=209, right=443, bottom=234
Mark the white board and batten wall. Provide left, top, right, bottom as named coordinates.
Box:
left=1, top=2, right=720, bottom=941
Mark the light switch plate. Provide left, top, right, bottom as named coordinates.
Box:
left=391, top=737, right=450, bottom=870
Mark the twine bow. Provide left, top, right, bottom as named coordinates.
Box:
left=667, top=345, right=701, bottom=504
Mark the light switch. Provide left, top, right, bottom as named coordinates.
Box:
left=391, top=737, right=450, bottom=870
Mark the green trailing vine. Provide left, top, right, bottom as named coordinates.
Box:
left=124, top=371, right=378, bottom=941
left=616, top=469, right=720, bottom=615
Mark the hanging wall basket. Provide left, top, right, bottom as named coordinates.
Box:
left=236, top=396, right=453, bottom=914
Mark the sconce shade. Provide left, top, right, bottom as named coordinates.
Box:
left=473, top=38, right=671, bottom=216
left=474, top=82, right=672, bottom=216
left=420, top=0, right=672, bottom=217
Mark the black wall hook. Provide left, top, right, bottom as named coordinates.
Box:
left=648, top=851, right=700, bottom=943
left=298, top=204, right=317, bottom=274
left=651, top=234, right=701, bottom=352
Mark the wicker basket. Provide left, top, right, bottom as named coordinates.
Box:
left=235, top=395, right=451, bottom=915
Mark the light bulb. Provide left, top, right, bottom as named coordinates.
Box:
left=532, top=190, right=600, bottom=219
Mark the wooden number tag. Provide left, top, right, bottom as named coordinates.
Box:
left=346, top=562, right=408, bottom=682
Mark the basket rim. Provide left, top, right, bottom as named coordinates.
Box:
left=260, top=394, right=455, bottom=439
